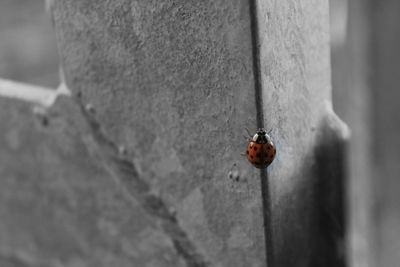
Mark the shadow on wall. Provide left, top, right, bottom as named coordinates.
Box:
left=313, top=110, right=348, bottom=267
left=272, top=108, right=349, bottom=267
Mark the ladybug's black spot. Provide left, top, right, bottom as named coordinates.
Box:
left=253, top=146, right=257, bottom=151
left=246, top=150, right=249, bottom=155
left=266, top=145, right=271, bottom=150
left=250, top=155, right=253, bottom=159
left=270, top=154, right=274, bottom=158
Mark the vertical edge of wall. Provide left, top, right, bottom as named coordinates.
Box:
left=51, top=1, right=266, bottom=266
left=247, top=1, right=274, bottom=265
left=257, top=0, right=348, bottom=266
left=346, top=0, right=376, bottom=266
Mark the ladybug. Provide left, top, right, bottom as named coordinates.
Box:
left=245, top=128, right=276, bottom=169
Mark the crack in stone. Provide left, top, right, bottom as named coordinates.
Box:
left=75, top=97, right=211, bottom=267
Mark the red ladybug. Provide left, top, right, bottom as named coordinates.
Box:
left=245, top=128, right=276, bottom=169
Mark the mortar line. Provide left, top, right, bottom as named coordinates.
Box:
left=248, top=1, right=274, bottom=266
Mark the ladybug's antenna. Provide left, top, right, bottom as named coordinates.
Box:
left=267, top=129, right=272, bottom=135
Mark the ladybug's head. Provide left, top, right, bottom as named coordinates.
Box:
left=256, top=128, right=267, bottom=135
left=252, top=128, right=271, bottom=144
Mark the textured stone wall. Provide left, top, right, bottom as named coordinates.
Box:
left=0, top=97, right=189, bottom=267
left=257, top=1, right=347, bottom=266
left=0, top=1, right=346, bottom=267
left=52, top=1, right=264, bottom=266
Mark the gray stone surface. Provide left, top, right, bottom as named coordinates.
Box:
left=0, top=98, right=186, bottom=267
left=3, top=1, right=349, bottom=266
left=52, top=1, right=265, bottom=266
left=257, top=0, right=346, bottom=266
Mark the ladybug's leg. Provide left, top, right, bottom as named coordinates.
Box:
left=243, top=128, right=252, bottom=142
left=244, top=127, right=253, bottom=138
left=243, top=135, right=252, bottom=142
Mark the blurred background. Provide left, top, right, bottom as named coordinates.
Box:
left=0, top=0, right=58, bottom=88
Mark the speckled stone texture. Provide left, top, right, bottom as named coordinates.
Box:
left=52, top=1, right=265, bottom=266
left=258, top=1, right=346, bottom=266
left=0, top=0, right=347, bottom=267
left=0, top=98, right=186, bottom=267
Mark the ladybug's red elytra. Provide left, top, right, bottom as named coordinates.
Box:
left=246, top=128, right=276, bottom=169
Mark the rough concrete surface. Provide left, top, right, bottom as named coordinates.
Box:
left=258, top=0, right=346, bottom=266
left=0, top=1, right=347, bottom=267
left=52, top=1, right=265, bottom=266
left=0, top=98, right=187, bottom=267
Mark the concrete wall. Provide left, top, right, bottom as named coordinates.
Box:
left=0, top=1, right=346, bottom=266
